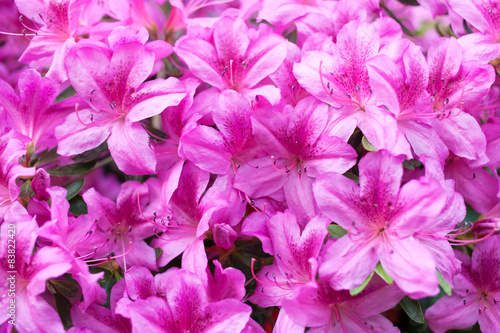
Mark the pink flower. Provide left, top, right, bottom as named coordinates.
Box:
left=116, top=269, right=252, bottom=333
left=175, top=10, right=287, bottom=104
left=313, top=150, right=453, bottom=298
left=426, top=235, right=500, bottom=332
left=55, top=26, right=186, bottom=175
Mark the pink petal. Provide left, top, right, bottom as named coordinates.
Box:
left=108, top=121, right=156, bottom=175
left=379, top=236, right=439, bottom=298
left=319, top=237, right=379, bottom=291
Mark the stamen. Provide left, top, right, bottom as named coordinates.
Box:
left=244, top=193, right=266, bottom=214
left=85, top=241, right=133, bottom=264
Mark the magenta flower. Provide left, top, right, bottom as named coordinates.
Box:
left=55, top=26, right=186, bottom=175
left=234, top=96, right=357, bottom=224
left=448, top=0, right=500, bottom=62
left=0, top=130, right=35, bottom=222
left=116, top=269, right=252, bottom=333
left=282, top=276, right=403, bottom=332
left=0, top=206, right=73, bottom=333
left=250, top=210, right=329, bottom=308
left=70, top=278, right=132, bottom=333
left=0, top=69, right=76, bottom=153
left=151, top=162, right=228, bottom=282
left=424, top=38, right=493, bottom=162
left=313, top=150, right=452, bottom=298
left=367, top=39, right=448, bottom=163
left=78, top=179, right=159, bottom=271
left=175, top=10, right=287, bottom=104
left=181, top=90, right=256, bottom=175
left=15, top=0, right=88, bottom=82
left=426, top=235, right=500, bottom=332
left=294, top=20, right=401, bottom=152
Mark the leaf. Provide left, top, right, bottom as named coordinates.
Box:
left=19, top=180, right=34, bottom=198
left=47, top=278, right=80, bottom=298
left=362, top=136, right=377, bottom=152
left=375, top=263, right=393, bottom=284
left=56, top=85, right=76, bottom=103
left=343, top=172, right=359, bottom=184
left=350, top=271, right=374, bottom=296
left=72, top=142, right=108, bottom=163
left=54, top=293, right=73, bottom=330
left=437, top=270, right=452, bottom=296
left=328, top=224, right=348, bottom=239
left=399, top=296, right=425, bottom=324
left=69, top=195, right=88, bottom=216
left=463, top=19, right=473, bottom=34
left=33, top=147, right=59, bottom=167
left=403, top=160, right=415, bottom=171
left=47, top=161, right=96, bottom=177
left=397, top=0, right=419, bottom=5
left=155, top=247, right=163, bottom=259
left=65, top=179, right=85, bottom=201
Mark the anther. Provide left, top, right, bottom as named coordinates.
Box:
left=222, top=66, right=228, bottom=76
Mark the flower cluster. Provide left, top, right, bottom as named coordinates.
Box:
left=1, top=0, right=500, bottom=332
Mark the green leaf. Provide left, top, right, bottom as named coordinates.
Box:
left=328, top=224, right=348, bottom=239
left=350, top=271, right=374, bottom=296
left=437, top=270, right=452, bottom=296
left=362, top=136, right=377, bottom=151
left=54, top=293, right=73, bottom=330
left=343, top=172, right=359, bottom=185
left=399, top=296, right=425, bottom=324
left=47, top=161, right=96, bottom=177
left=33, top=147, right=59, bottom=167
left=19, top=180, right=34, bottom=198
left=56, top=85, right=76, bottom=103
left=155, top=247, right=163, bottom=259
left=396, top=0, right=419, bottom=5
left=403, top=160, right=415, bottom=171
left=47, top=278, right=80, bottom=298
left=375, top=263, right=393, bottom=284
left=69, top=195, right=88, bottom=216
left=65, top=179, right=85, bottom=201
left=72, top=142, right=108, bottom=163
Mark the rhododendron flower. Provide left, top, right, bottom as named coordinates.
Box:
left=2, top=0, right=500, bottom=331
left=78, top=179, right=159, bottom=271
left=0, top=204, right=73, bottom=332
left=448, top=0, right=500, bottom=62
left=176, top=9, right=287, bottom=104
left=249, top=210, right=329, bottom=307
left=282, top=276, right=403, bottom=332
left=426, top=235, right=500, bottom=332
left=0, top=130, right=35, bottom=221
left=56, top=26, right=186, bottom=175
left=15, top=0, right=88, bottom=82
left=0, top=69, right=76, bottom=153
left=234, top=96, right=357, bottom=224
left=294, top=21, right=401, bottom=152
left=117, top=269, right=252, bottom=333
left=314, top=150, right=454, bottom=298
